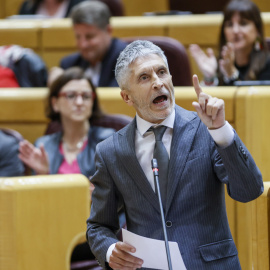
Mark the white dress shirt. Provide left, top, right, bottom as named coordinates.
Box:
left=106, top=108, right=234, bottom=262
left=85, top=62, right=101, bottom=87
left=135, top=110, right=175, bottom=191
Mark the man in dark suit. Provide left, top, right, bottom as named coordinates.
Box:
left=60, top=1, right=126, bottom=87
left=87, top=40, right=263, bottom=269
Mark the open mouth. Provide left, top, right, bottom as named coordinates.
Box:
left=153, top=95, right=167, bottom=104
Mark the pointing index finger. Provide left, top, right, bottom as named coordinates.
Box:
left=193, top=74, right=203, bottom=99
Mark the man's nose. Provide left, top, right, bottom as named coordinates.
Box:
left=78, top=38, right=88, bottom=49
left=153, top=74, right=164, bottom=89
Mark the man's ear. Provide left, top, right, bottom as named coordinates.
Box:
left=120, top=90, right=134, bottom=106
left=51, top=97, right=59, bottom=112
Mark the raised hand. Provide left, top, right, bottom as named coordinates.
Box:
left=189, top=44, right=218, bottom=79
left=19, top=140, right=49, bottom=174
left=192, top=75, right=225, bottom=129
left=109, top=242, right=143, bottom=270
left=219, top=42, right=237, bottom=78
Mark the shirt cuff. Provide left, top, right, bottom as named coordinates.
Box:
left=208, top=121, right=234, bottom=148
left=106, top=243, right=116, bottom=262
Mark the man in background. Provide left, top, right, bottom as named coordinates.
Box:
left=60, top=0, right=126, bottom=87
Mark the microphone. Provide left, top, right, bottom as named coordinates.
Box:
left=151, top=158, right=173, bottom=270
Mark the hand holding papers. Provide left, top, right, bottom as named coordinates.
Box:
left=122, top=229, right=186, bottom=270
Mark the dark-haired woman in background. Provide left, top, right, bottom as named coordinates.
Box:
left=19, top=66, right=114, bottom=177
left=189, top=0, right=270, bottom=85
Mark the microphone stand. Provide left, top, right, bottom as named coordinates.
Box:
left=151, top=158, right=173, bottom=270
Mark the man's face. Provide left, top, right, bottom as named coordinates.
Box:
left=121, top=54, right=175, bottom=124
left=73, top=23, right=112, bottom=65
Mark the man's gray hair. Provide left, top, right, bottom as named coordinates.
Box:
left=115, top=40, right=169, bottom=89
left=70, top=1, right=111, bottom=29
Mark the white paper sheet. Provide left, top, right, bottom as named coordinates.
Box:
left=122, top=229, right=186, bottom=270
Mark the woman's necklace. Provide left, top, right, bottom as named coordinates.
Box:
left=62, top=135, right=88, bottom=152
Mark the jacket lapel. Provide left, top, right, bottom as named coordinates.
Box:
left=116, top=119, right=161, bottom=214
left=166, top=106, right=200, bottom=213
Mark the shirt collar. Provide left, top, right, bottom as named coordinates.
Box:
left=136, top=109, right=175, bottom=137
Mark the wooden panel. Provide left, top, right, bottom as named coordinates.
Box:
left=234, top=86, right=270, bottom=270
left=251, top=182, right=270, bottom=270
left=0, top=0, right=6, bottom=19
left=0, top=89, right=48, bottom=142
left=122, top=0, right=168, bottom=16
left=4, top=0, right=23, bottom=18
left=167, top=14, right=222, bottom=46
left=0, top=20, right=41, bottom=48
left=98, top=88, right=136, bottom=117
left=253, top=0, right=270, bottom=12
left=41, top=19, right=75, bottom=48
left=167, top=14, right=222, bottom=80
left=42, top=50, right=77, bottom=69
left=262, top=13, right=270, bottom=37
left=0, top=174, right=90, bottom=270
left=0, top=89, right=48, bottom=121
left=236, top=86, right=270, bottom=180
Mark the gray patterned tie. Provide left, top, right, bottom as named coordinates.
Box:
left=151, top=125, right=169, bottom=209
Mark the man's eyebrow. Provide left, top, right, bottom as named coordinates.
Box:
left=137, top=69, right=150, bottom=78
left=156, top=65, right=167, bottom=70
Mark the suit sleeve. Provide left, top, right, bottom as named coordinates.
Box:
left=0, top=136, right=25, bottom=177
left=213, top=131, right=263, bottom=202
left=86, top=143, right=120, bottom=269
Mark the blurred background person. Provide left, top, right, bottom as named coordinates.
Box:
left=18, top=0, right=86, bottom=18
left=0, top=45, right=47, bottom=87
left=189, top=0, right=270, bottom=86
left=0, top=129, right=25, bottom=176
left=18, top=0, right=124, bottom=18
left=60, top=1, right=127, bottom=87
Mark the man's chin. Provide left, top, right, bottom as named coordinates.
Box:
left=150, top=108, right=173, bottom=123
left=81, top=53, right=95, bottom=63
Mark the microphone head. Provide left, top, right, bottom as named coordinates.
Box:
left=151, top=158, right=158, bottom=169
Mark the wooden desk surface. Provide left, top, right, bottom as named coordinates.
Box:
left=0, top=19, right=42, bottom=49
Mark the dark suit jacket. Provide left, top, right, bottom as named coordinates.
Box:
left=0, top=131, right=25, bottom=177
left=60, top=38, right=127, bottom=87
left=19, top=0, right=86, bottom=17
left=87, top=105, right=263, bottom=269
